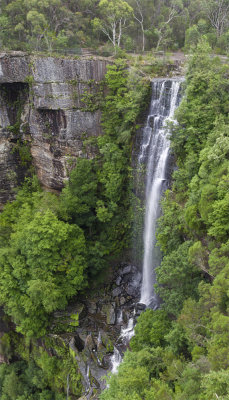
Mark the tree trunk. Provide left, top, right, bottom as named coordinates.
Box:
left=140, top=21, right=145, bottom=52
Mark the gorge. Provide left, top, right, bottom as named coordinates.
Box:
left=0, top=52, right=183, bottom=398
left=0, top=48, right=229, bottom=400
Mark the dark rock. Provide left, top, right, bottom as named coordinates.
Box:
left=101, top=304, right=116, bottom=325
left=125, top=285, right=137, bottom=297
left=73, top=334, right=85, bottom=352
left=122, top=274, right=131, bottom=284
left=136, top=303, right=146, bottom=311
left=86, top=301, right=97, bottom=315
left=120, top=297, right=127, bottom=306
left=85, top=333, right=96, bottom=351
left=120, top=265, right=132, bottom=276
left=148, top=115, right=155, bottom=128
left=112, top=287, right=122, bottom=298
left=122, top=311, right=130, bottom=324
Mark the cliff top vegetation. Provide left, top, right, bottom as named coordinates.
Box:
left=0, top=0, right=229, bottom=56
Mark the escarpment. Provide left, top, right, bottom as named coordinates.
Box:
left=0, top=52, right=109, bottom=207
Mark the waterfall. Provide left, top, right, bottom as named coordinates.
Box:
left=111, top=347, right=122, bottom=374
left=66, top=374, right=70, bottom=400
left=108, top=78, right=183, bottom=380
left=139, top=78, right=183, bottom=307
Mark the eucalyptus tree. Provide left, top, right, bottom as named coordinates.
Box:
left=132, top=0, right=146, bottom=51
left=92, top=0, right=134, bottom=51
left=155, top=0, right=184, bottom=50
left=201, top=0, right=229, bottom=36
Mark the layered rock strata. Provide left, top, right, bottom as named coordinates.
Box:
left=0, top=52, right=109, bottom=207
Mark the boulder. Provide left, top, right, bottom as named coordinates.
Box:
left=101, top=304, right=116, bottom=325
left=120, top=265, right=132, bottom=276
left=112, top=287, right=122, bottom=298
left=115, top=276, right=122, bottom=286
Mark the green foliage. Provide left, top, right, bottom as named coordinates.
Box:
left=131, top=309, right=171, bottom=351
left=0, top=179, right=87, bottom=337
left=0, top=335, right=82, bottom=399
left=0, top=361, right=65, bottom=400
left=1, top=0, right=229, bottom=53
left=100, top=351, right=151, bottom=400
left=0, top=61, right=150, bottom=398
left=60, top=63, right=150, bottom=277
left=60, top=158, right=98, bottom=229
left=156, top=241, right=202, bottom=316
left=103, top=43, right=229, bottom=400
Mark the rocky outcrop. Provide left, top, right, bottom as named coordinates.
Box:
left=52, top=263, right=144, bottom=399
left=0, top=52, right=109, bottom=207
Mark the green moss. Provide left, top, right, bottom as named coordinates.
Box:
left=11, top=140, right=32, bottom=167
left=25, top=74, right=35, bottom=86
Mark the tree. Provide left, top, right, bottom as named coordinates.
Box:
left=155, top=241, right=202, bottom=316
left=130, top=309, right=171, bottom=352
left=201, top=0, right=229, bottom=37
left=133, top=0, right=146, bottom=51
left=0, top=209, right=87, bottom=337
left=155, top=0, right=184, bottom=50
left=92, top=0, right=133, bottom=51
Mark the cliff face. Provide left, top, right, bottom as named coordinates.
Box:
left=0, top=52, right=109, bottom=207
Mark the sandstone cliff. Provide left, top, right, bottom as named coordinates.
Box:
left=0, top=52, right=109, bottom=207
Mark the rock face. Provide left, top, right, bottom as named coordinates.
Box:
left=0, top=52, right=109, bottom=207
left=52, top=263, right=143, bottom=398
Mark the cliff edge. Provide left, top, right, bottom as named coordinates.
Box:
left=0, top=52, right=109, bottom=207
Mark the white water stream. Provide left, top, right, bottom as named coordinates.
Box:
left=139, top=78, right=182, bottom=306
left=110, top=78, right=183, bottom=376
left=110, top=346, right=123, bottom=374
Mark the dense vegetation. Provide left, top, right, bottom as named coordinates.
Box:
left=0, top=61, right=150, bottom=398
left=0, top=1, right=229, bottom=392
left=101, top=41, right=229, bottom=400
left=0, top=0, right=229, bottom=54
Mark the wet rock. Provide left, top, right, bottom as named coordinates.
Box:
left=86, top=301, right=97, bottom=315
left=85, top=334, right=96, bottom=351
left=73, top=333, right=85, bottom=352
left=135, top=303, right=146, bottom=318
left=101, top=304, right=116, bottom=325
left=136, top=303, right=146, bottom=311
left=125, top=284, right=137, bottom=297
left=122, top=311, right=130, bottom=324
left=120, top=296, right=127, bottom=306
left=122, top=274, right=132, bottom=284
left=102, top=354, right=112, bottom=370
left=116, top=309, right=123, bottom=325
left=100, top=332, right=114, bottom=353
left=54, top=302, right=86, bottom=320
left=148, top=115, right=155, bottom=128
left=115, top=276, right=122, bottom=286
left=57, top=261, right=141, bottom=396
left=112, top=287, right=122, bottom=298
left=120, top=265, right=132, bottom=276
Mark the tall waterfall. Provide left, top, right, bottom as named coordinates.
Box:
left=139, top=78, right=183, bottom=307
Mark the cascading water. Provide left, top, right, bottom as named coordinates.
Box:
left=111, top=347, right=123, bottom=374
left=110, top=78, right=183, bottom=378
left=139, top=78, right=183, bottom=307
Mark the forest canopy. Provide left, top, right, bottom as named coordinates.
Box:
left=0, top=0, right=229, bottom=54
